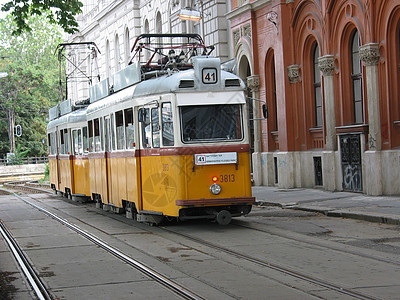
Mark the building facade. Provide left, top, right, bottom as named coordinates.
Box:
left=65, top=0, right=233, bottom=104
left=65, top=0, right=400, bottom=196
left=227, top=0, right=400, bottom=195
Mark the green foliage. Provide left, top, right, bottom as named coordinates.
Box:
left=7, top=144, right=29, bottom=165
left=0, top=13, right=63, bottom=157
left=39, top=163, right=50, bottom=183
left=1, top=0, right=82, bottom=35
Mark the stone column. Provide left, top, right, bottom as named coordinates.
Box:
left=318, top=55, right=337, bottom=191
left=360, top=43, right=381, bottom=151
left=360, top=43, right=382, bottom=195
left=247, top=75, right=262, bottom=185
left=318, top=55, right=336, bottom=151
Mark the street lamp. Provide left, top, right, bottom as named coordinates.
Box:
left=178, top=8, right=202, bottom=22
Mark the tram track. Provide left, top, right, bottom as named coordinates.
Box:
left=0, top=220, right=52, bottom=300
left=1, top=188, right=204, bottom=300
left=233, top=219, right=400, bottom=267
left=1, top=184, right=394, bottom=299
left=159, top=225, right=379, bottom=300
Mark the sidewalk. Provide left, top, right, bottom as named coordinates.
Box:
left=252, top=186, right=400, bottom=225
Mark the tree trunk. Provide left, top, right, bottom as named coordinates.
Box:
left=7, top=108, right=15, bottom=153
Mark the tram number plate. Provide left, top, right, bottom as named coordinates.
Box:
left=219, top=174, right=235, bottom=182
left=202, top=68, right=217, bottom=84
left=194, top=152, right=237, bottom=165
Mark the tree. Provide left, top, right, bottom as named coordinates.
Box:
left=1, top=0, right=82, bottom=35
left=0, top=13, right=63, bottom=157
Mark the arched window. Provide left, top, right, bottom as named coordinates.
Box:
left=106, top=39, right=110, bottom=78
left=265, top=49, right=278, bottom=152
left=156, top=12, right=162, bottom=58
left=313, top=43, right=323, bottom=127
left=115, top=34, right=121, bottom=72
left=351, top=30, right=363, bottom=124
left=144, top=19, right=149, bottom=34
left=124, top=28, right=130, bottom=66
left=156, top=12, right=162, bottom=33
left=144, top=19, right=150, bottom=62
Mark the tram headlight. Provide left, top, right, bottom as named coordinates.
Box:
left=210, top=183, right=221, bottom=195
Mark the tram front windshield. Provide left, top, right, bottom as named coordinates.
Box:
left=181, top=104, right=243, bottom=143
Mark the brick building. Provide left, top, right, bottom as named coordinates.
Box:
left=227, top=1, right=400, bottom=195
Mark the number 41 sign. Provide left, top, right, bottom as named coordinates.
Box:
left=202, top=68, right=217, bottom=84
left=194, top=152, right=237, bottom=165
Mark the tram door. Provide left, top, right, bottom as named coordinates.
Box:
left=103, top=116, right=111, bottom=204
left=55, top=127, right=61, bottom=191
left=138, top=105, right=165, bottom=213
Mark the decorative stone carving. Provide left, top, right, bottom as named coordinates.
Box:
left=233, top=29, right=240, bottom=45
left=233, top=25, right=252, bottom=46
left=287, top=64, right=299, bottom=83
left=243, top=24, right=251, bottom=40
left=247, top=75, right=260, bottom=92
left=360, top=43, right=380, bottom=66
left=318, top=55, right=335, bottom=76
left=267, top=11, right=278, bottom=34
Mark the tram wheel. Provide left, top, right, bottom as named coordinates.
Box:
left=216, top=210, right=232, bottom=225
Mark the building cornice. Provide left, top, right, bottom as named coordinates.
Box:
left=226, top=0, right=272, bottom=20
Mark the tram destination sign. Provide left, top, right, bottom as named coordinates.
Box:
left=194, top=152, right=237, bottom=165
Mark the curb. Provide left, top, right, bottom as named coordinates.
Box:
left=255, top=201, right=400, bottom=226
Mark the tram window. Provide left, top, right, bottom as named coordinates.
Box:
left=141, top=108, right=151, bottom=148
left=50, top=133, right=56, bottom=155
left=181, top=104, right=243, bottom=142
left=94, top=118, right=101, bottom=152
left=64, top=129, right=69, bottom=154
left=88, top=120, right=94, bottom=152
left=162, top=102, right=174, bottom=146
left=60, top=130, right=64, bottom=154
left=51, top=133, right=56, bottom=154
left=47, top=133, right=51, bottom=154
left=104, top=117, right=110, bottom=152
left=72, top=129, right=83, bottom=155
left=100, top=117, right=104, bottom=151
left=152, top=108, right=160, bottom=148
left=111, top=113, right=116, bottom=151
left=83, top=127, right=88, bottom=153
left=116, top=110, right=125, bottom=150
left=72, top=130, right=78, bottom=154
left=124, top=108, right=135, bottom=149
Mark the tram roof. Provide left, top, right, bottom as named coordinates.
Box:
left=47, top=108, right=87, bottom=130
left=86, top=70, right=245, bottom=115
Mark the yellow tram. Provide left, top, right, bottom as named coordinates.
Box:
left=47, top=106, right=90, bottom=200
left=48, top=34, right=254, bottom=225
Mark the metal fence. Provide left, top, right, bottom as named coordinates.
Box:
left=0, top=156, right=48, bottom=166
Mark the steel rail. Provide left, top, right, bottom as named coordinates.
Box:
left=0, top=220, right=52, bottom=300
left=8, top=191, right=203, bottom=300
left=160, top=227, right=380, bottom=300
left=235, top=219, right=400, bottom=267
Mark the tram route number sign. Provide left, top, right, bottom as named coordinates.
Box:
left=202, top=68, right=217, bottom=84
left=194, top=152, right=237, bottom=165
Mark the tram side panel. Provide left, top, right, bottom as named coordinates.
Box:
left=89, top=154, right=109, bottom=203
left=59, top=155, right=74, bottom=195
left=49, top=155, right=59, bottom=191
left=140, top=154, right=183, bottom=217
left=108, top=156, right=128, bottom=208
left=73, top=156, right=90, bottom=196
left=126, top=154, right=142, bottom=211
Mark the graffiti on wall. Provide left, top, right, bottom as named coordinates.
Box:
left=340, top=134, right=363, bottom=192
